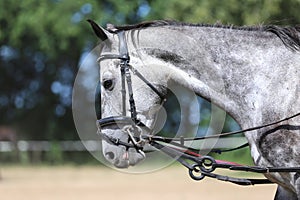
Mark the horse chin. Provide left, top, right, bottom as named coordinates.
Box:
left=101, top=129, right=146, bottom=168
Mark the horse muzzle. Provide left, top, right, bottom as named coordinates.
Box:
left=97, top=116, right=150, bottom=168
left=101, top=135, right=146, bottom=168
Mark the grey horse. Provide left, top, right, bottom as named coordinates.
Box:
left=88, top=20, right=300, bottom=199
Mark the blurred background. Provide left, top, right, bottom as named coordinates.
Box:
left=0, top=0, right=299, bottom=199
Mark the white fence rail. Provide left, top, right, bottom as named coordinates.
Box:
left=0, top=140, right=101, bottom=152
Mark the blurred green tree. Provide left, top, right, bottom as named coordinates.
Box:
left=147, top=0, right=300, bottom=25
left=0, top=0, right=154, bottom=139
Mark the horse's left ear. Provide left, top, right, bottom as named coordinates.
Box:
left=87, top=19, right=108, bottom=41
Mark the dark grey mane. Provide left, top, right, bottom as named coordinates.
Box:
left=108, top=20, right=300, bottom=51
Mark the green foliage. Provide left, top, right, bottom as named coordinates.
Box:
left=147, top=0, right=300, bottom=25
left=1, top=1, right=100, bottom=139
left=2, top=1, right=83, bottom=56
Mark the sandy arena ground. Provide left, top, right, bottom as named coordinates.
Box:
left=0, top=166, right=276, bottom=200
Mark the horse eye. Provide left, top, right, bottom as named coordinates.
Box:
left=103, top=79, right=114, bottom=91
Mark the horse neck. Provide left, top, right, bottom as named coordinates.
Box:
left=130, top=26, right=300, bottom=128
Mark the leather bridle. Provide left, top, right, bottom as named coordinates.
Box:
left=97, top=30, right=166, bottom=151
left=96, top=30, right=300, bottom=186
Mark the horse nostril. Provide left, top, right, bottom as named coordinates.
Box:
left=105, top=151, right=115, bottom=160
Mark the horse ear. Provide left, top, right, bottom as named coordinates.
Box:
left=87, top=19, right=108, bottom=41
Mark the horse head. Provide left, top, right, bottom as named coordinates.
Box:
left=88, top=20, right=168, bottom=168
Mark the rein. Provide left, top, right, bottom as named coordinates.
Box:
left=98, top=112, right=300, bottom=185
left=148, top=112, right=300, bottom=185
left=96, top=30, right=300, bottom=186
